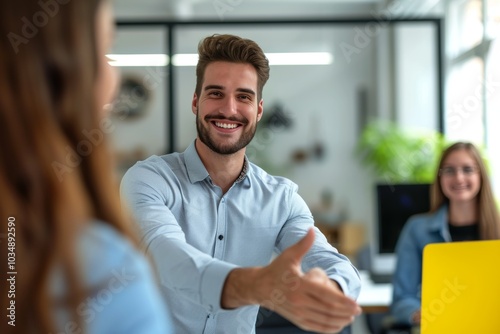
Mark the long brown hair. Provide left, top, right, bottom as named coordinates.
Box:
left=430, top=142, right=500, bottom=239
left=0, top=0, right=139, bottom=332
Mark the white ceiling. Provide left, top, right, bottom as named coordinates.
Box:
left=114, top=0, right=388, bottom=21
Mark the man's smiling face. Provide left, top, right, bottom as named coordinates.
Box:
left=192, top=61, right=263, bottom=155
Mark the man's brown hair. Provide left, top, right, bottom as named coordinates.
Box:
left=195, top=34, right=270, bottom=101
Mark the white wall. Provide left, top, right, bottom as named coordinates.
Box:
left=394, top=24, right=438, bottom=130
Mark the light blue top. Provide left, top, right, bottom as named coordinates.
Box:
left=52, top=222, right=173, bottom=333
left=390, top=205, right=451, bottom=325
left=120, top=140, right=361, bottom=334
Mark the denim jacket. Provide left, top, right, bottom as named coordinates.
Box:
left=390, top=205, right=451, bottom=325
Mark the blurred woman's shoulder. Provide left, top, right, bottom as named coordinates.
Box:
left=78, top=222, right=144, bottom=281
left=51, top=221, right=172, bottom=333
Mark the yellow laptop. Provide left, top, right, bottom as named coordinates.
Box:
left=421, top=240, right=500, bottom=333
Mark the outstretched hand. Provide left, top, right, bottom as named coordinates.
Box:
left=255, top=228, right=361, bottom=333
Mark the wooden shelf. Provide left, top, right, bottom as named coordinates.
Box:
left=315, top=222, right=366, bottom=257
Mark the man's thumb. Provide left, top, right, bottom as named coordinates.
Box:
left=287, top=228, right=315, bottom=264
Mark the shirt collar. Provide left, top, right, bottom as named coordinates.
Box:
left=235, top=157, right=249, bottom=183
left=428, top=204, right=448, bottom=232
left=184, top=140, right=250, bottom=184
left=185, top=141, right=209, bottom=183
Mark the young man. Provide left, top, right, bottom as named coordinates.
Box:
left=121, top=34, right=361, bottom=334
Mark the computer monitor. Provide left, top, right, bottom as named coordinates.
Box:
left=371, top=183, right=431, bottom=276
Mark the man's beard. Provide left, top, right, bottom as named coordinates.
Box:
left=196, top=110, right=257, bottom=155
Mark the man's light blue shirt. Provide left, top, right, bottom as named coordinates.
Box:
left=121, top=140, right=361, bottom=334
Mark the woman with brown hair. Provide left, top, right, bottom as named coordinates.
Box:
left=0, top=0, right=172, bottom=333
left=391, top=142, right=500, bottom=328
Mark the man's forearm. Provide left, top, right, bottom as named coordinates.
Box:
left=221, top=267, right=263, bottom=309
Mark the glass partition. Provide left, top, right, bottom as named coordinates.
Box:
left=113, top=19, right=442, bottom=258
left=109, top=26, right=169, bottom=175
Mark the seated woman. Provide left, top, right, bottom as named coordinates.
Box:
left=390, top=142, right=500, bottom=327
left=0, top=0, right=172, bottom=333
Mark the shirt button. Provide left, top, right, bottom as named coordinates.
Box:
left=218, top=235, right=224, bottom=240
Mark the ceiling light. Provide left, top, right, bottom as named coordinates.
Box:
left=107, top=54, right=168, bottom=67
left=108, top=52, right=333, bottom=67
left=171, top=53, right=199, bottom=66
left=267, top=52, right=333, bottom=65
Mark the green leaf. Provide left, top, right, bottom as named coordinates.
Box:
left=355, top=121, right=446, bottom=183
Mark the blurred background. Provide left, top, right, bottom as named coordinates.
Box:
left=106, top=1, right=499, bottom=332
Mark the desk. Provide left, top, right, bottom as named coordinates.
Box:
left=357, top=270, right=392, bottom=313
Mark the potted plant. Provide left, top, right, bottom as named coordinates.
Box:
left=355, top=121, right=446, bottom=183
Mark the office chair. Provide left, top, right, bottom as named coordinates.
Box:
left=255, top=307, right=351, bottom=334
